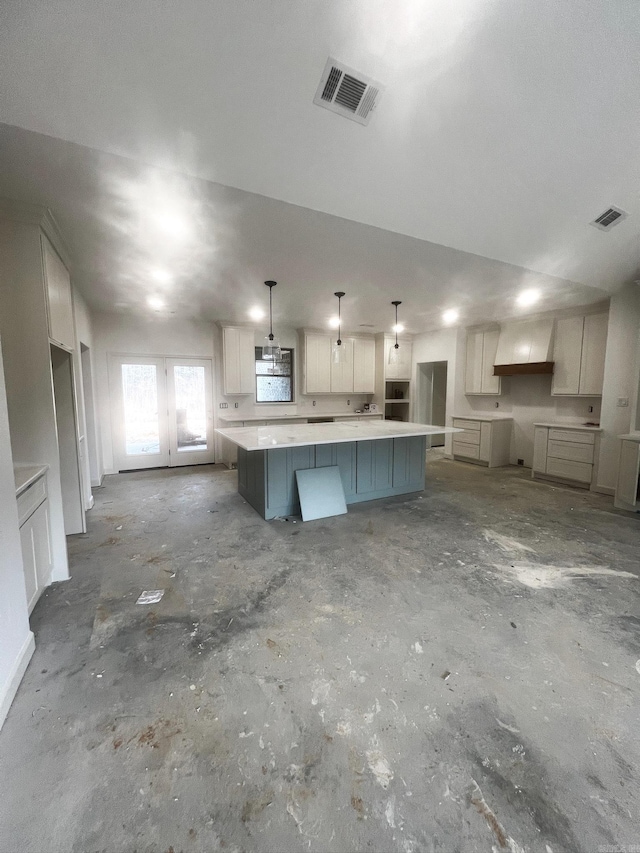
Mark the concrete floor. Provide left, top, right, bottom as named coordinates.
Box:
left=1, top=455, right=639, bottom=853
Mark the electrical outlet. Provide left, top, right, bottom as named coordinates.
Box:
left=347, top=399, right=351, bottom=406
left=617, top=397, right=629, bottom=407
left=495, top=402, right=499, bottom=408
left=517, top=458, right=524, bottom=466
left=313, top=400, right=316, bottom=406
left=234, top=402, right=238, bottom=408
left=588, top=405, right=593, bottom=413
left=219, top=402, right=228, bottom=409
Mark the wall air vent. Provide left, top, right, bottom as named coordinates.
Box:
left=313, top=57, right=383, bottom=126
left=590, top=206, right=628, bottom=231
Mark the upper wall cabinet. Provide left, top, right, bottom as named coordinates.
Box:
left=223, top=327, right=255, bottom=395
left=552, top=313, right=608, bottom=396
left=303, top=332, right=375, bottom=394
left=42, top=234, right=74, bottom=350
left=465, top=329, right=501, bottom=395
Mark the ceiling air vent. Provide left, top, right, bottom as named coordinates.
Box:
left=590, top=206, right=628, bottom=231
left=313, top=57, right=383, bottom=126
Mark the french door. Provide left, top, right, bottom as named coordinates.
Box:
left=110, top=356, right=214, bottom=471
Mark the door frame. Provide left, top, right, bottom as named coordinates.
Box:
left=108, top=354, right=215, bottom=472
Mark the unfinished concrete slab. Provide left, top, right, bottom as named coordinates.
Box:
left=0, top=457, right=638, bottom=853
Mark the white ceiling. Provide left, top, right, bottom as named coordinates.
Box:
left=1, top=1, right=639, bottom=333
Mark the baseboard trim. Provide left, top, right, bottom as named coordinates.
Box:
left=592, top=485, right=615, bottom=496
left=0, top=631, right=35, bottom=732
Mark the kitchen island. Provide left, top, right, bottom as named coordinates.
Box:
left=216, top=420, right=459, bottom=519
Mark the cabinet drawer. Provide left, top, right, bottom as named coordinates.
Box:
left=17, top=476, right=47, bottom=527
left=548, top=429, right=594, bottom=445
left=546, top=457, right=592, bottom=483
left=548, top=440, right=594, bottom=464
left=452, top=419, right=481, bottom=431
left=454, top=429, right=481, bottom=446
left=453, top=441, right=480, bottom=460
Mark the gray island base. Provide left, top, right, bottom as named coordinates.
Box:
left=216, top=421, right=460, bottom=520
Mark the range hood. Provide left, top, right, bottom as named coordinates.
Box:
left=493, top=318, right=554, bottom=376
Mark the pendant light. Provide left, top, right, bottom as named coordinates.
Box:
left=262, top=280, right=281, bottom=361
left=388, top=300, right=402, bottom=364
left=332, top=291, right=347, bottom=364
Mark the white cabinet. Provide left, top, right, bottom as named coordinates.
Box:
left=452, top=417, right=512, bottom=467
left=223, top=327, right=255, bottom=395
left=303, top=332, right=375, bottom=394
left=353, top=337, right=375, bottom=393
left=42, top=234, right=74, bottom=350
left=532, top=425, right=601, bottom=488
left=465, top=329, right=501, bottom=395
left=552, top=313, right=607, bottom=396
left=614, top=436, right=640, bottom=511
left=373, top=334, right=413, bottom=422
left=17, top=471, right=52, bottom=614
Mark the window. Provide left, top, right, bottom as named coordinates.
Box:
left=255, top=347, right=294, bottom=403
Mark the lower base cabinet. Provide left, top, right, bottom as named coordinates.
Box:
left=451, top=417, right=512, bottom=467
left=17, top=472, right=52, bottom=613
left=532, top=425, right=601, bottom=489
left=237, top=435, right=426, bottom=519
left=614, top=437, right=640, bottom=511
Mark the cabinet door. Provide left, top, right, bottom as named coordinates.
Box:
left=532, top=427, right=548, bottom=473
left=42, top=234, right=74, bottom=349
left=305, top=334, right=331, bottom=393
left=353, top=337, right=375, bottom=393
left=551, top=316, right=583, bottom=395
left=20, top=522, right=38, bottom=612
left=465, top=331, right=484, bottom=393
left=223, top=328, right=255, bottom=394
left=479, top=422, right=491, bottom=462
left=481, top=330, right=501, bottom=394
left=616, top=440, right=640, bottom=507
left=31, top=501, right=52, bottom=589
left=330, top=337, right=354, bottom=393
left=579, top=313, right=607, bottom=396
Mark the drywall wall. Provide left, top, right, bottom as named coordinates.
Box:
left=73, top=289, right=102, bottom=493
left=411, top=327, right=461, bottom=455
left=0, top=336, right=35, bottom=731
left=0, top=215, right=69, bottom=581
left=93, top=312, right=216, bottom=472
left=598, top=283, right=640, bottom=492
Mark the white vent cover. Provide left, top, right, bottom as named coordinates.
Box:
left=590, top=206, right=628, bottom=231
left=313, top=57, right=383, bottom=126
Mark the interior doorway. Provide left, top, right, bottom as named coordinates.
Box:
left=50, top=344, right=85, bottom=534
left=416, top=361, right=448, bottom=447
left=109, top=356, right=215, bottom=471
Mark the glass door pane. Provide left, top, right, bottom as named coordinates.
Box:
left=122, top=363, right=161, bottom=456
left=173, top=364, right=207, bottom=453
left=166, top=358, right=214, bottom=466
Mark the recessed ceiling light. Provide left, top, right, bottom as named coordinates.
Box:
left=249, top=306, right=265, bottom=321
left=442, top=308, right=459, bottom=325
left=147, top=296, right=165, bottom=310
left=392, top=323, right=404, bottom=333
left=153, top=211, right=188, bottom=239
left=328, top=316, right=340, bottom=329
left=151, top=268, right=172, bottom=284
left=517, top=288, right=540, bottom=307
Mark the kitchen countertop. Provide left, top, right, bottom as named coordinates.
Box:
left=218, top=411, right=382, bottom=423
left=14, top=464, right=48, bottom=496
left=618, top=432, right=640, bottom=442
left=533, top=422, right=602, bottom=431
left=452, top=414, right=513, bottom=421
left=216, top=420, right=460, bottom=451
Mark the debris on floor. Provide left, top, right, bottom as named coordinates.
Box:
left=136, top=589, right=165, bottom=605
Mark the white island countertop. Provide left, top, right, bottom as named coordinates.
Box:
left=216, top=420, right=460, bottom=451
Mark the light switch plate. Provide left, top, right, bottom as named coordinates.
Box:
left=617, top=397, right=629, bottom=407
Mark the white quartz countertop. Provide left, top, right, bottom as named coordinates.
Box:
left=218, top=411, right=382, bottom=423
left=533, top=422, right=602, bottom=431
left=452, top=414, right=513, bottom=421
left=14, top=464, right=48, bottom=496
left=216, top=420, right=460, bottom=451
